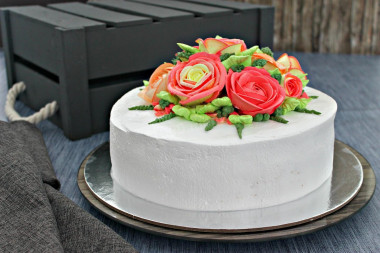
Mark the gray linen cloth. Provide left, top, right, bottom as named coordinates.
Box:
left=0, top=120, right=137, bottom=252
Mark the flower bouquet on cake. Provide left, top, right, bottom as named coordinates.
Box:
left=130, top=36, right=320, bottom=138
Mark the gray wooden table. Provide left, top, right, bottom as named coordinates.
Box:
left=1, top=50, right=379, bottom=252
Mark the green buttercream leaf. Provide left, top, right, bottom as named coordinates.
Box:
left=228, top=115, right=253, bottom=125
left=156, top=91, right=179, bottom=104
left=294, top=107, right=321, bottom=115
left=211, top=97, right=232, bottom=107
left=190, top=113, right=211, bottom=123
left=198, top=41, right=208, bottom=52
left=268, top=68, right=282, bottom=84
left=220, top=53, right=234, bottom=62
left=143, top=80, right=149, bottom=86
left=177, top=43, right=200, bottom=54
left=297, top=98, right=313, bottom=109
left=230, top=64, right=245, bottom=72
left=270, top=116, right=288, bottom=124
left=261, top=47, right=273, bottom=57
left=215, top=35, right=223, bottom=39
left=205, top=120, right=217, bottom=131
left=221, top=106, right=234, bottom=117
left=237, top=46, right=259, bottom=56
left=281, top=97, right=300, bottom=115
left=129, top=105, right=154, bottom=110
left=271, top=107, right=283, bottom=117
left=222, top=55, right=251, bottom=71
left=235, top=123, right=244, bottom=139
left=159, top=99, right=170, bottom=109
left=196, top=104, right=218, bottom=114
left=310, top=95, right=319, bottom=99
left=216, top=109, right=223, bottom=118
left=172, top=105, right=191, bottom=120
left=252, top=59, right=267, bottom=67
left=148, top=113, right=176, bottom=124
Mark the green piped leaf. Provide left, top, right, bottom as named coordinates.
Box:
left=252, top=59, right=267, bottom=67
left=230, top=64, right=245, bottom=72
left=222, top=55, right=251, bottom=71
left=211, top=97, right=232, bottom=107
left=229, top=115, right=253, bottom=125
left=177, top=43, right=200, bottom=54
left=148, top=113, right=176, bottom=124
left=237, top=46, right=259, bottom=56
left=281, top=97, right=300, bottom=115
left=129, top=105, right=154, bottom=110
left=143, top=80, right=149, bottom=86
left=205, top=120, right=217, bottom=131
left=220, top=53, right=234, bottom=62
left=297, top=98, right=313, bottom=109
left=270, top=116, right=288, bottom=124
left=172, top=105, right=191, bottom=120
left=157, top=91, right=179, bottom=104
left=235, top=123, right=244, bottom=139
left=294, top=107, right=321, bottom=115
left=195, top=104, right=218, bottom=114
left=159, top=99, right=170, bottom=109
left=189, top=114, right=211, bottom=123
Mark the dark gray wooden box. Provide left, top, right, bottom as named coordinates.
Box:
left=1, top=0, right=274, bottom=140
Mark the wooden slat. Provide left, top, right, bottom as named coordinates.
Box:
left=48, top=2, right=152, bottom=27
left=130, top=0, right=233, bottom=17
left=89, top=0, right=194, bottom=21
left=183, top=0, right=263, bottom=12
left=5, top=5, right=105, bottom=31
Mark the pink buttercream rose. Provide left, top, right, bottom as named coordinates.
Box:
left=167, top=52, right=227, bottom=105
left=226, top=67, right=285, bottom=116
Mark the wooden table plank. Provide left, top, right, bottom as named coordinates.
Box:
left=89, top=0, right=194, bottom=21
left=130, top=0, right=233, bottom=17
left=48, top=2, right=152, bottom=27
left=5, top=5, right=106, bottom=31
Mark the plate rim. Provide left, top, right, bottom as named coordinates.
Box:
left=77, top=139, right=376, bottom=242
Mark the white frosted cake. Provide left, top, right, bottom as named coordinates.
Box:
left=109, top=37, right=337, bottom=212
left=110, top=86, right=336, bottom=211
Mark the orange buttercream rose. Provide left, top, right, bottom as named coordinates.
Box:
left=139, top=63, right=174, bottom=104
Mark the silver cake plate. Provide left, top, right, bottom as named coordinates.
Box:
left=80, top=140, right=365, bottom=233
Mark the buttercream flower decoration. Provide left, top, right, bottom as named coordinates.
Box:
left=167, top=52, right=227, bottom=106
left=196, top=36, right=247, bottom=55
left=139, top=63, right=173, bottom=104
left=283, top=73, right=303, bottom=98
left=226, top=67, right=285, bottom=116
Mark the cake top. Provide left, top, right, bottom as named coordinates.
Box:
left=123, top=36, right=333, bottom=139
left=112, top=86, right=336, bottom=146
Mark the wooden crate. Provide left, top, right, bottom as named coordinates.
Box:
left=1, top=0, right=274, bottom=140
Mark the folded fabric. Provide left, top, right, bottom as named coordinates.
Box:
left=0, top=121, right=137, bottom=252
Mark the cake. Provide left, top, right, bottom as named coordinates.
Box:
left=110, top=37, right=337, bottom=212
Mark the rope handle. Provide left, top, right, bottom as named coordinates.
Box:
left=5, top=82, right=58, bottom=124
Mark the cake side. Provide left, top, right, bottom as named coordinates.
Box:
left=110, top=87, right=337, bottom=211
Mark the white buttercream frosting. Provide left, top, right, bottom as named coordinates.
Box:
left=110, top=87, right=337, bottom=211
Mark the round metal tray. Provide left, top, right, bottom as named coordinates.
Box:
left=78, top=140, right=375, bottom=242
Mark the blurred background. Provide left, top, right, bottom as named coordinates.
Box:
left=0, top=0, right=379, bottom=54
left=237, top=0, right=379, bottom=54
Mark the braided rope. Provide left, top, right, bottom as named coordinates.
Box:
left=5, top=82, right=58, bottom=124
